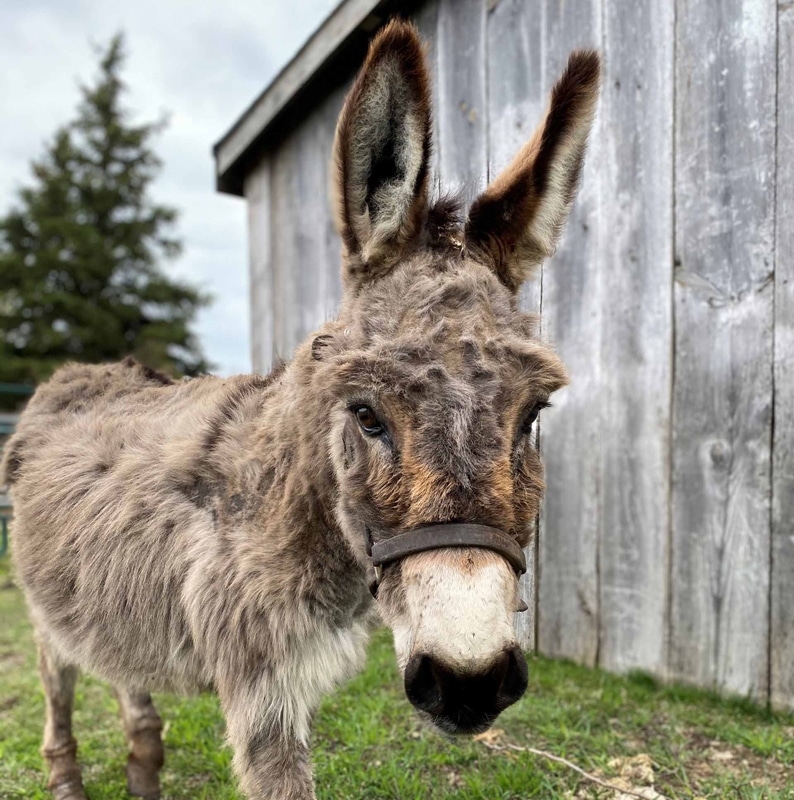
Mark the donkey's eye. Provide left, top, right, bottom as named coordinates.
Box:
left=353, top=405, right=384, bottom=436
left=522, top=401, right=551, bottom=434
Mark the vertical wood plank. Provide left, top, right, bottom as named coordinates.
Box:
left=436, top=0, right=487, bottom=201
left=485, top=0, right=543, bottom=180
left=270, top=137, right=302, bottom=359
left=414, top=0, right=442, bottom=196
left=671, top=0, right=776, bottom=699
left=244, top=155, right=274, bottom=374
left=319, top=85, right=348, bottom=321
left=486, top=0, right=544, bottom=651
left=295, top=93, right=341, bottom=334
left=269, top=83, right=349, bottom=360
left=294, top=106, right=336, bottom=338
left=537, top=0, right=603, bottom=668
left=771, top=3, right=794, bottom=712
left=597, top=0, right=674, bottom=674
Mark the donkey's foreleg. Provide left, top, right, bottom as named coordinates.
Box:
left=219, top=680, right=315, bottom=800
left=234, top=725, right=314, bottom=800
left=115, top=688, right=164, bottom=800
left=38, top=640, right=86, bottom=800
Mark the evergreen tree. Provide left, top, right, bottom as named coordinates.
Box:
left=0, top=34, right=210, bottom=394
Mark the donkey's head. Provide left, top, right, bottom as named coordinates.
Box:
left=313, top=20, right=599, bottom=734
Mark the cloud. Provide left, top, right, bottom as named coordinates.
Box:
left=0, top=0, right=338, bottom=376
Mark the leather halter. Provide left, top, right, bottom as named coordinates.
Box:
left=364, top=523, right=526, bottom=597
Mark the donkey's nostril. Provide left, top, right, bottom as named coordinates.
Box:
left=404, top=647, right=528, bottom=734
left=404, top=654, right=443, bottom=715
left=499, top=645, right=529, bottom=706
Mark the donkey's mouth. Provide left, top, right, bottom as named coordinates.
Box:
left=404, top=647, right=528, bottom=735
left=419, top=710, right=499, bottom=738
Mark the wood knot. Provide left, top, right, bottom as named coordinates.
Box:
left=709, top=441, right=730, bottom=468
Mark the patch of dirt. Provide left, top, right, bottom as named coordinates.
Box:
left=474, top=730, right=665, bottom=799
left=444, top=767, right=464, bottom=789
left=0, top=695, right=19, bottom=711
left=0, top=651, right=25, bottom=669
left=683, top=732, right=791, bottom=793
left=567, top=754, right=665, bottom=799
left=171, top=771, right=213, bottom=790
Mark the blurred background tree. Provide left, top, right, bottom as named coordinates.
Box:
left=0, top=34, right=210, bottom=401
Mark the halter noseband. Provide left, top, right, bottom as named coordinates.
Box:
left=363, top=523, right=527, bottom=597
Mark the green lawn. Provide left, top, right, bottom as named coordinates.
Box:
left=1, top=553, right=792, bottom=800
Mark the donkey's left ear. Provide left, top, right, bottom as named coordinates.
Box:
left=332, top=19, right=432, bottom=288
left=465, top=51, right=600, bottom=293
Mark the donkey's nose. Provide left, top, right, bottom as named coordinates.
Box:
left=404, top=646, right=528, bottom=734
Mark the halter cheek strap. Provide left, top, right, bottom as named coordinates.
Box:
left=363, top=523, right=527, bottom=597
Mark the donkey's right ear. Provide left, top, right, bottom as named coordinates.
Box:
left=465, top=51, right=600, bottom=293
left=331, top=19, right=432, bottom=289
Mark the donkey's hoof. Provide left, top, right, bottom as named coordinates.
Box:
left=127, top=780, right=161, bottom=800
left=127, top=783, right=160, bottom=800
left=127, top=762, right=161, bottom=799
left=50, top=779, right=87, bottom=800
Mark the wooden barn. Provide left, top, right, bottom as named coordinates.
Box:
left=214, top=0, right=793, bottom=709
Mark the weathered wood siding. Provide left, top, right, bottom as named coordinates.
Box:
left=243, top=0, right=791, bottom=707
left=596, top=0, right=673, bottom=677
left=671, top=0, right=777, bottom=701
left=772, top=1, right=794, bottom=712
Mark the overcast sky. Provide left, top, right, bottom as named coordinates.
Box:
left=0, top=0, right=338, bottom=375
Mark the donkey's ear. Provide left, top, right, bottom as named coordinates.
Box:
left=465, top=51, right=600, bottom=293
left=331, top=19, right=432, bottom=288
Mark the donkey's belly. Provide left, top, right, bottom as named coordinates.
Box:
left=16, top=513, right=213, bottom=694
left=25, top=572, right=212, bottom=693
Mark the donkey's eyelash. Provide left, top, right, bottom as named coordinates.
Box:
left=522, top=400, right=551, bottom=416
left=346, top=399, right=372, bottom=413
left=517, top=399, right=552, bottom=439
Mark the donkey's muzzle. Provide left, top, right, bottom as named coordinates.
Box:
left=404, top=646, right=528, bottom=734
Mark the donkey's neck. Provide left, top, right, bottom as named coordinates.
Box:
left=235, top=356, right=370, bottom=619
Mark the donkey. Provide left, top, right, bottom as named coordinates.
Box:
left=2, top=20, right=599, bottom=800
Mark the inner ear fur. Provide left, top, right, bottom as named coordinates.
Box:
left=331, top=19, right=432, bottom=288
left=465, top=50, right=601, bottom=293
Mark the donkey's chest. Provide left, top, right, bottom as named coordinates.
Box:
left=276, top=616, right=373, bottom=743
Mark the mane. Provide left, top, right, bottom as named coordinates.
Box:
left=425, top=194, right=465, bottom=251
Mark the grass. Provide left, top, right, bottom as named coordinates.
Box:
left=1, top=552, right=793, bottom=799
